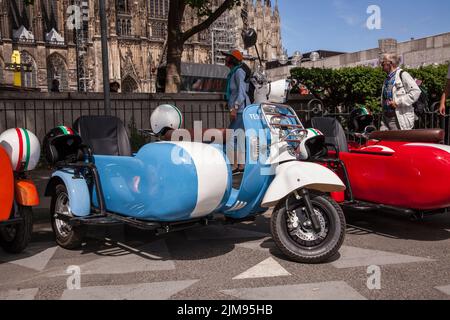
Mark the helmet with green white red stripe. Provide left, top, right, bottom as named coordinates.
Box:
left=296, top=128, right=327, bottom=161
left=150, top=104, right=183, bottom=135
left=0, top=128, right=41, bottom=172
left=43, top=126, right=82, bottom=165
left=349, top=106, right=374, bottom=133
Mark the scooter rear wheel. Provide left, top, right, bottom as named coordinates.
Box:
left=271, top=192, right=346, bottom=264
left=0, top=205, right=33, bottom=254
left=51, top=184, right=85, bottom=250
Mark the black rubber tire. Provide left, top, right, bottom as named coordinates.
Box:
left=271, top=193, right=346, bottom=264
left=50, top=184, right=85, bottom=250
left=0, top=206, right=33, bottom=254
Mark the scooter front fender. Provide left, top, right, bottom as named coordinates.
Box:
left=15, top=180, right=40, bottom=207
left=261, top=162, right=346, bottom=208
left=45, top=170, right=91, bottom=217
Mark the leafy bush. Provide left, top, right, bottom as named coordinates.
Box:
left=291, top=64, right=449, bottom=114
left=128, top=118, right=149, bottom=152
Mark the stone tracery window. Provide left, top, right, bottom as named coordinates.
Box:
left=151, top=21, right=166, bottom=39
left=47, top=53, right=68, bottom=92
left=20, top=51, right=37, bottom=88
left=149, top=0, right=169, bottom=18
left=117, top=0, right=130, bottom=14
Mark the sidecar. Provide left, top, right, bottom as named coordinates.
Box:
left=44, top=104, right=347, bottom=264
left=311, top=117, right=450, bottom=216
left=0, top=129, right=40, bottom=253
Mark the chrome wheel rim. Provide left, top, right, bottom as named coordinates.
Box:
left=54, top=192, right=72, bottom=238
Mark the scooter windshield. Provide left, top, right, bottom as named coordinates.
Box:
left=260, top=103, right=307, bottom=147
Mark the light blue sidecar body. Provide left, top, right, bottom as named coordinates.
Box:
left=91, top=141, right=232, bottom=222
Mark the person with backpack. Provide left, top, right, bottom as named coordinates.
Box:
left=380, top=53, right=421, bottom=131
left=439, top=64, right=450, bottom=116
left=224, top=49, right=250, bottom=174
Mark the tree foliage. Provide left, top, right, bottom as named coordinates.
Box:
left=291, top=65, right=448, bottom=114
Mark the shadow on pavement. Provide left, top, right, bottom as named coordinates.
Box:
left=344, top=209, right=450, bottom=242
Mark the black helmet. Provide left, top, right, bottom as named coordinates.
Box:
left=349, top=107, right=374, bottom=133
left=242, top=28, right=257, bottom=49
left=43, top=126, right=82, bottom=165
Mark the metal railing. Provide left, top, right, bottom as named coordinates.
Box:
left=0, top=91, right=447, bottom=144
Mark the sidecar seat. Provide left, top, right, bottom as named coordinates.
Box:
left=73, top=116, right=132, bottom=156
left=311, top=117, right=349, bottom=153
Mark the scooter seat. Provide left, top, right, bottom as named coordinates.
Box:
left=370, top=129, right=445, bottom=144
left=73, top=116, right=132, bottom=156
left=162, top=128, right=229, bottom=144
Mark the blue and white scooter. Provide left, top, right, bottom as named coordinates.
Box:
left=44, top=82, right=346, bottom=263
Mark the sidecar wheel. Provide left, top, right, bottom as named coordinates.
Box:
left=51, top=184, right=85, bottom=250
left=0, top=206, right=33, bottom=254
left=271, top=193, right=346, bottom=264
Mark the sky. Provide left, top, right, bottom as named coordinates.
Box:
left=278, top=0, right=450, bottom=55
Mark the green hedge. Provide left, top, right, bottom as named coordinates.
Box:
left=290, top=64, right=449, bottom=113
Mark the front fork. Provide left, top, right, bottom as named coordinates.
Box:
left=286, top=189, right=322, bottom=233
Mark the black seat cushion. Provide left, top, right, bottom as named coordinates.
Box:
left=311, top=117, right=349, bottom=153
left=73, top=116, right=132, bottom=156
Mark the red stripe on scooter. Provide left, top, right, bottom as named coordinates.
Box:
left=15, top=128, right=23, bottom=171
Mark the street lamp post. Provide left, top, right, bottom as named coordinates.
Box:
left=99, top=0, right=111, bottom=115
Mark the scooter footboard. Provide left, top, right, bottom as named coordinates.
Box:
left=261, top=162, right=346, bottom=208
left=45, top=170, right=91, bottom=217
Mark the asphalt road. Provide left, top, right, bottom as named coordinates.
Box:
left=0, top=171, right=449, bottom=300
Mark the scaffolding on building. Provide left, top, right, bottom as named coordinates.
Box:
left=75, top=0, right=90, bottom=92
left=210, top=10, right=237, bottom=65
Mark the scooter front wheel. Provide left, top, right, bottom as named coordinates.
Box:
left=0, top=205, right=33, bottom=254
left=271, top=192, right=346, bottom=264
left=51, top=184, right=85, bottom=250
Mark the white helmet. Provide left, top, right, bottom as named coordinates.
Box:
left=150, top=104, right=183, bottom=135
left=0, top=128, right=41, bottom=172
left=297, top=128, right=327, bottom=161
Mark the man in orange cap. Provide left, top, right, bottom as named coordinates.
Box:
left=223, top=49, right=250, bottom=174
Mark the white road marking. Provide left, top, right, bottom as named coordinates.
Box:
left=332, top=246, right=434, bottom=269
left=235, top=237, right=278, bottom=253
left=221, top=281, right=366, bottom=300
left=60, top=280, right=199, bottom=300
left=233, top=257, right=291, bottom=280
left=79, top=239, right=175, bottom=275
left=0, top=243, right=57, bottom=272
left=435, top=285, right=450, bottom=296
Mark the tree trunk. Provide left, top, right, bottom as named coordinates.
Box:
left=165, top=0, right=185, bottom=93
left=166, top=41, right=183, bottom=93
left=164, top=0, right=236, bottom=93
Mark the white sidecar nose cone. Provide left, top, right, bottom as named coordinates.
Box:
left=165, top=142, right=230, bottom=218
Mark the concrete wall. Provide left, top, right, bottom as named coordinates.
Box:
left=267, top=32, right=450, bottom=79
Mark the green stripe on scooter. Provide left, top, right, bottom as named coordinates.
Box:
left=23, top=128, right=31, bottom=171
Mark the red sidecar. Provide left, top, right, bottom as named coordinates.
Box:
left=311, top=117, right=450, bottom=215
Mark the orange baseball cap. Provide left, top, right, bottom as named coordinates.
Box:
left=223, top=50, right=244, bottom=62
